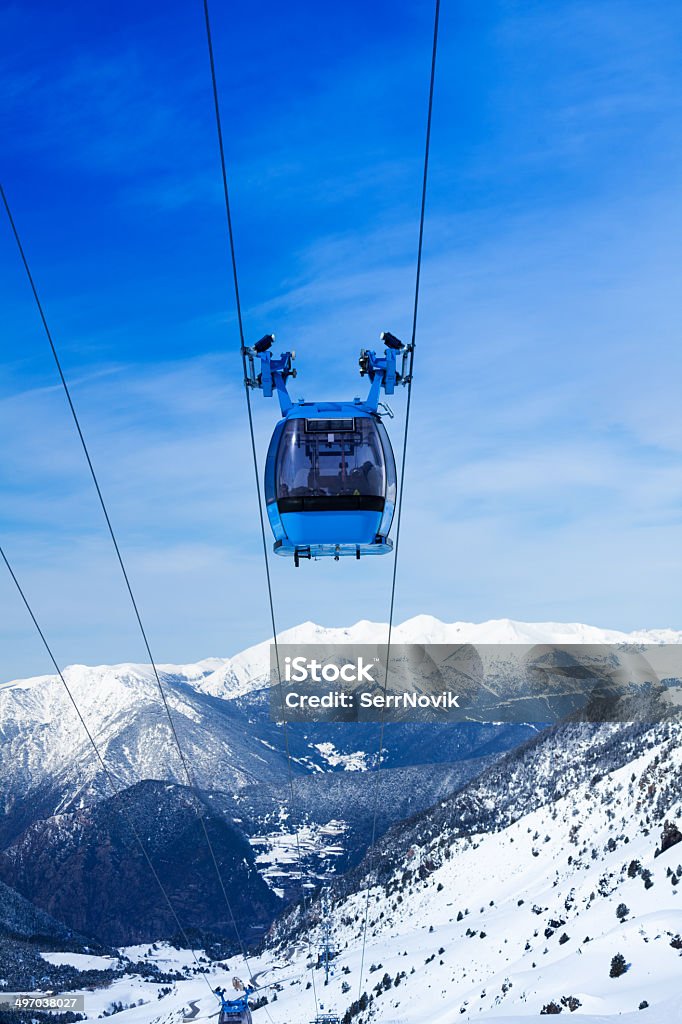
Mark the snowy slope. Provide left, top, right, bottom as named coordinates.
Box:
left=232, top=721, right=682, bottom=1022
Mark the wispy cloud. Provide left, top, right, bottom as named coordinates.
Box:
left=3, top=0, right=682, bottom=680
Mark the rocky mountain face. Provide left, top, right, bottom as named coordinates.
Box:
left=0, top=737, right=514, bottom=944
left=0, top=880, right=92, bottom=949
left=0, top=780, right=280, bottom=947
left=0, top=880, right=113, bottom=1000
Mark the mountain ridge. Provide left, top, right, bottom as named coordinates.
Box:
left=4, top=615, right=681, bottom=698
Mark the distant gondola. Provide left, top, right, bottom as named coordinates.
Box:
left=245, top=333, right=410, bottom=564
left=214, top=979, right=254, bottom=1024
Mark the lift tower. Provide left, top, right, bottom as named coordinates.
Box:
left=310, top=889, right=340, bottom=1024
left=318, top=888, right=338, bottom=985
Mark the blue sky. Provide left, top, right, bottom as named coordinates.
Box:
left=2, top=0, right=682, bottom=679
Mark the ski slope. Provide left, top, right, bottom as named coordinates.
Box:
left=218, top=732, right=681, bottom=1021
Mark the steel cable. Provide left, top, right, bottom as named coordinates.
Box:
left=201, top=0, right=321, bottom=1015
left=356, top=0, right=441, bottom=998
left=0, top=542, right=219, bottom=998
left=0, top=182, right=259, bottom=989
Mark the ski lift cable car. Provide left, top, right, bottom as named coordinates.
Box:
left=215, top=978, right=255, bottom=1024
left=201, top=0, right=440, bottom=1005
left=244, top=332, right=410, bottom=564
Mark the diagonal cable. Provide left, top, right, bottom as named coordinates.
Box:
left=0, top=181, right=257, bottom=984
left=357, top=0, right=441, bottom=998
left=201, top=0, right=321, bottom=1014
left=0, top=542, right=219, bottom=997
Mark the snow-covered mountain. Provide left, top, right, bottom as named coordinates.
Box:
left=0, top=615, right=677, bottom=831
left=8, top=717, right=678, bottom=1024
left=2, top=616, right=680, bottom=1009
left=2, top=615, right=678, bottom=814
left=0, top=617, right=571, bottom=945
left=152, top=615, right=682, bottom=701
left=0, top=657, right=294, bottom=851
left=0, top=615, right=556, bottom=851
